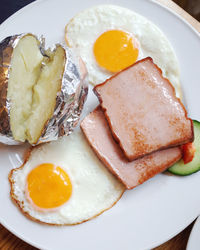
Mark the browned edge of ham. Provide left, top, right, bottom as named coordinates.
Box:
left=94, top=57, right=194, bottom=161
left=81, top=106, right=182, bottom=189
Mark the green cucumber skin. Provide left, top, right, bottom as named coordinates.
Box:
left=168, top=120, right=200, bottom=176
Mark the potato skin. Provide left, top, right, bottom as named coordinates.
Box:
left=0, top=34, right=88, bottom=145
left=0, top=35, right=24, bottom=145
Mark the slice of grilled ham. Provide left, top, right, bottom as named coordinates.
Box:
left=81, top=107, right=182, bottom=189
left=94, top=57, right=193, bottom=161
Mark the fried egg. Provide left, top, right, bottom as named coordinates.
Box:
left=9, top=130, right=125, bottom=225
left=65, top=5, right=181, bottom=97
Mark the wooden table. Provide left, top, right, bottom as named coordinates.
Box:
left=0, top=0, right=200, bottom=249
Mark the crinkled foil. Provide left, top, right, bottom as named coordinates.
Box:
left=0, top=34, right=88, bottom=145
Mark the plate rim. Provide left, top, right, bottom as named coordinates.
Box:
left=186, top=216, right=200, bottom=250
left=150, top=0, right=200, bottom=37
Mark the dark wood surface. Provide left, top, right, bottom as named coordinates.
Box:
left=0, top=0, right=200, bottom=249
left=174, top=0, right=200, bottom=21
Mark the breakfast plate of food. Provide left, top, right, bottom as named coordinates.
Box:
left=0, top=0, right=200, bottom=249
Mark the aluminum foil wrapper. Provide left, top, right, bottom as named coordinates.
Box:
left=0, top=34, right=88, bottom=145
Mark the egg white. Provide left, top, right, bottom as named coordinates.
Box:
left=65, top=5, right=181, bottom=98
left=10, top=130, right=125, bottom=225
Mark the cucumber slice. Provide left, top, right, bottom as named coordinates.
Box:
left=168, top=120, right=200, bottom=176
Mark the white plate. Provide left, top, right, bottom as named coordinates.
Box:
left=187, top=217, right=200, bottom=250
left=0, top=0, right=200, bottom=249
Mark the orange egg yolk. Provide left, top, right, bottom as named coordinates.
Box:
left=26, top=163, right=72, bottom=209
left=93, top=30, right=139, bottom=73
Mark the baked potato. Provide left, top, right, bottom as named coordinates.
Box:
left=0, top=33, right=88, bottom=145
